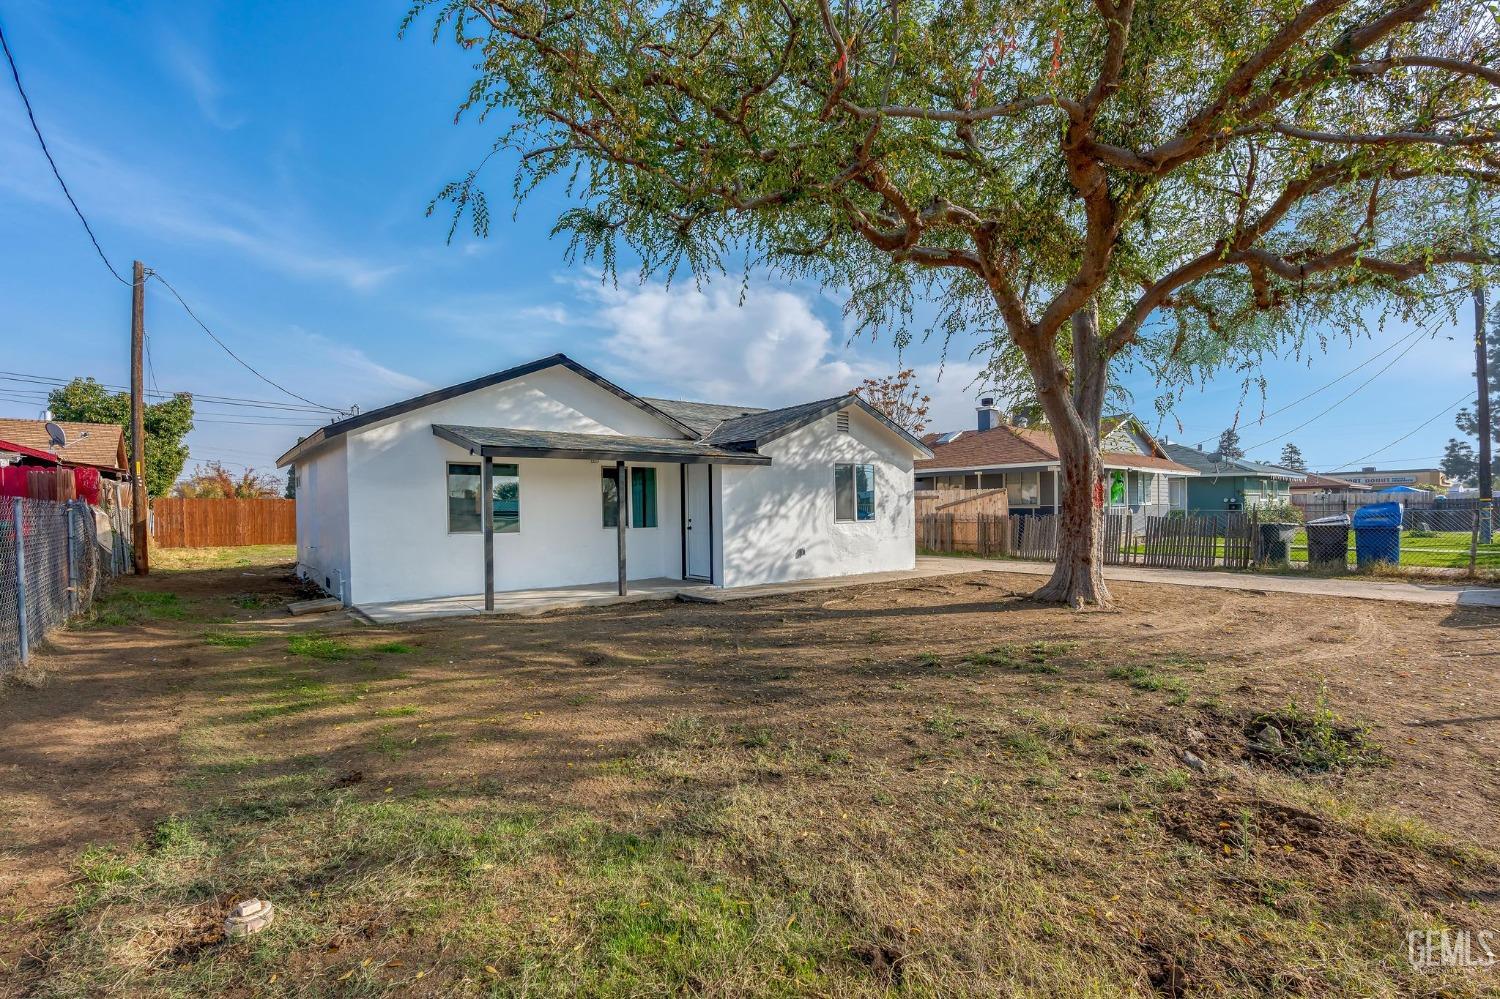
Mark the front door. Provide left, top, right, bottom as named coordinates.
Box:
left=684, top=464, right=712, bottom=580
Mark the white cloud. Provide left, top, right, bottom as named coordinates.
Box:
left=587, top=280, right=885, bottom=406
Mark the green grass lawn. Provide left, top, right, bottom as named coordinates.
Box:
left=151, top=544, right=297, bottom=572
left=1118, top=529, right=1499, bottom=571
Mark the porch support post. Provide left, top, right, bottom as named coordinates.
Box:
left=481, top=455, right=495, bottom=611
left=616, top=460, right=628, bottom=595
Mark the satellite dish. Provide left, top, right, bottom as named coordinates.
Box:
left=45, top=421, right=67, bottom=448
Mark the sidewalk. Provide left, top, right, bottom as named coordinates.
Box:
left=918, top=556, right=1500, bottom=608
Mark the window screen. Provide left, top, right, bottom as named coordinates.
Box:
left=447, top=462, right=520, bottom=533
left=835, top=463, right=875, bottom=522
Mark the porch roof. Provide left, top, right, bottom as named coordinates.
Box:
left=431, top=424, right=773, bottom=465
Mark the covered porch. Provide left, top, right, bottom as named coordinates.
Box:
left=430, top=424, right=769, bottom=610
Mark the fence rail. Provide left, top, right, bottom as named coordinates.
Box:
left=151, top=497, right=295, bottom=548
left=918, top=507, right=1498, bottom=573
left=2, top=496, right=130, bottom=674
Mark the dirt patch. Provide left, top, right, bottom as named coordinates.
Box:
left=2, top=559, right=1498, bottom=995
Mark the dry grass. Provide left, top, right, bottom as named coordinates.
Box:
left=2, top=556, right=1497, bottom=997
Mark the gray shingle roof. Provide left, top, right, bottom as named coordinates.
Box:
left=431, top=425, right=771, bottom=464
left=641, top=398, right=766, bottom=437
left=1161, top=443, right=1302, bottom=480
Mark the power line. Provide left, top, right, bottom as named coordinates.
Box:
left=1236, top=329, right=1432, bottom=454
left=146, top=271, right=345, bottom=415
left=1325, top=393, right=1476, bottom=472
left=0, top=21, right=345, bottom=417
left=0, top=369, right=336, bottom=414
left=1189, top=324, right=1431, bottom=449
left=0, top=18, right=129, bottom=286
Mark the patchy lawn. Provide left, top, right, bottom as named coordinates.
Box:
left=1, top=553, right=1497, bottom=997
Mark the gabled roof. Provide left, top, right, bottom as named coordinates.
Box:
left=277, top=355, right=932, bottom=468
left=917, top=421, right=1195, bottom=475
left=0, top=418, right=127, bottom=473
left=431, top=425, right=772, bottom=465
left=277, top=354, right=700, bottom=468
left=1160, top=443, right=1303, bottom=480
left=641, top=398, right=766, bottom=437
left=702, top=395, right=933, bottom=456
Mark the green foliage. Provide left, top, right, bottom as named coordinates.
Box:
left=1278, top=442, right=1307, bottom=473
left=409, top=0, right=1496, bottom=394
left=48, top=377, right=193, bottom=497
left=286, top=635, right=354, bottom=661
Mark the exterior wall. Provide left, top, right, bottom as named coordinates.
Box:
left=293, top=438, right=351, bottom=602
left=338, top=366, right=688, bottom=604
left=718, top=407, right=915, bottom=587
left=1186, top=475, right=1290, bottom=511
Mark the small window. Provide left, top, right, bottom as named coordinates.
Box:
left=447, top=462, right=520, bottom=533
left=601, top=466, right=623, bottom=528
left=1169, top=477, right=1186, bottom=508
left=601, top=467, right=659, bottom=528
left=835, top=463, right=875, bottom=522
left=631, top=467, right=658, bottom=528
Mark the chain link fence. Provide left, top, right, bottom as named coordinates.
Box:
left=1, top=497, right=132, bottom=675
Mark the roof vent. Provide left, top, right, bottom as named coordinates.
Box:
left=836, top=411, right=850, bottom=433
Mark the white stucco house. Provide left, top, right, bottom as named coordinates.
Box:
left=276, top=354, right=931, bottom=608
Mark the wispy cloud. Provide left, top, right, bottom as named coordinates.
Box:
left=0, top=104, right=399, bottom=289
left=158, top=33, right=244, bottom=130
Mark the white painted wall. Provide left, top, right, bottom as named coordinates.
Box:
left=293, top=437, right=351, bottom=601
left=717, top=407, right=916, bottom=587
left=338, top=366, right=688, bottom=604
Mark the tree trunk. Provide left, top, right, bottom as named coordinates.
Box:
left=1027, top=304, right=1113, bottom=608
left=1033, top=429, right=1110, bottom=607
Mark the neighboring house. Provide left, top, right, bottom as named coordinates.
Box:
left=1319, top=466, right=1450, bottom=490
left=1290, top=471, right=1371, bottom=495
left=0, top=418, right=128, bottom=477
left=1159, top=443, right=1302, bottom=511
left=914, top=401, right=1196, bottom=517
left=275, top=354, right=931, bottom=606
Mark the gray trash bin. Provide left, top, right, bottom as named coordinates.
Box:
left=1306, top=514, right=1350, bottom=568
left=1258, top=522, right=1299, bottom=566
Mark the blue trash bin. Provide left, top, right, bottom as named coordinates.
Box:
left=1352, top=502, right=1402, bottom=567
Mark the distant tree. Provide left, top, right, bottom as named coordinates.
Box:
left=1451, top=313, right=1500, bottom=480
left=1278, top=442, right=1307, bottom=472
left=415, top=0, right=1500, bottom=607
left=852, top=369, right=932, bottom=435
left=284, top=468, right=297, bottom=500
left=174, top=461, right=283, bottom=499
left=48, top=377, right=193, bottom=498
left=1217, top=427, right=1245, bottom=461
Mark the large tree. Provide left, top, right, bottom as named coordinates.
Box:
left=48, top=377, right=194, bottom=498
left=411, top=0, right=1499, bottom=605
left=852, top=368, right=932, bottom=433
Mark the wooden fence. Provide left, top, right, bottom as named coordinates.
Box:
left=920, top=511, right=1260, bottom=569
left=151, top=498, right=296, bottom=548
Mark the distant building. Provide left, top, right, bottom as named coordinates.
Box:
left=1159, top=443, right=1303, bottom=511
left=0, top=418, right=127, bottom=477
left=1290, top=471, right=1372, bottom=494
left=915, top=403, right=1196, bottom=517
left=1320, top=467, right=1449, bottom=490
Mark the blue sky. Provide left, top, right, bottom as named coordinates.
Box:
left=0, top=0, right=1481, bottom=481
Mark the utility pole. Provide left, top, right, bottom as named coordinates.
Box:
left=130, top=260, right=150, bottom=574
left=1475, top=283, right=1493, bottom=543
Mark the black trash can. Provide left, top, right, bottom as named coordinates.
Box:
left=1306, top=514, right=1351, bottom=569
left=1258, top=522, right=1299, bottom=565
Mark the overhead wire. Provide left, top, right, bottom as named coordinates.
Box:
left=1324, top=393, right=1477, bottom=472
left=0, top=17, right=129, bottom=286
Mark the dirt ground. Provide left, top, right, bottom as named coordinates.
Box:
left=1, top=552, right=1497, bottom=996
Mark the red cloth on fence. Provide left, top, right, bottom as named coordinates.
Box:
left=0, top=465, right=27, bottom=498
left=73, top=466, right=100, bottom=505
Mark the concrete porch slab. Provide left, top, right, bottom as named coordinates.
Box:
left=358, top=577, right=717, bottom=624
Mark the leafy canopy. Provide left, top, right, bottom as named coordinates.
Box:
left=48, top=377, right=193, bottom=498
left=411, top=0, right=1498, bottom=405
